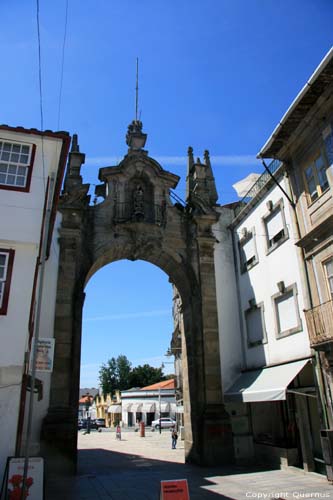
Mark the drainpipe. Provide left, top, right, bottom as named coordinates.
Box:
left=229, top=225, right=247, bottom=370
left=21, top=174, right=56, bottom=497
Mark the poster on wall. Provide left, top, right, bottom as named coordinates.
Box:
left=1, top=457, right=44, bottom=500
left=29, top=338, right=55, bottom=372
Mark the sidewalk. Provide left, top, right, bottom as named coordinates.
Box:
left=45, top=428, right=333, bottom=499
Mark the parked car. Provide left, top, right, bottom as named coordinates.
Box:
left=95, top=418, right=106, bottom=428
left=78, top=418, right=87, bottom=430
left=151, top=417, right=176, bottom=430
left=78, top=418, right=98, bottom=430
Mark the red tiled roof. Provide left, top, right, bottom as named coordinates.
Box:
left=79, top=394, right=94, bottom=404
left=0, top=124, right=70, bottom=139
left=141, top=379, right=175, bottom=390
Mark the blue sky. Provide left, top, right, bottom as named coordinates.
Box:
left=1, top=1, right=332, bottom=387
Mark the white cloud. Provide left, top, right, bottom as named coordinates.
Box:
left=84, top=309, right=170, bottom=322
left=84, top=154, right=259, bottom=168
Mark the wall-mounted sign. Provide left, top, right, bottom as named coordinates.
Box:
left=30, top=338, right=55, bottom=372
left=1, top=457, right=44, bottom=500
left=160, top=479, right=190, bottom=500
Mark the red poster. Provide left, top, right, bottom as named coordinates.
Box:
left=160, top=479, right=190, bottom=500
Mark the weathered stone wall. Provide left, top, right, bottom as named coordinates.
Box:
left=42, top=142, right=233, bottom=475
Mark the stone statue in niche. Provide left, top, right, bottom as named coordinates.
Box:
left=133, top=184, right=144, bottom=220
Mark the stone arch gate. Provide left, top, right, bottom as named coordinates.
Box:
left=41, top=123, right=233, bottom=474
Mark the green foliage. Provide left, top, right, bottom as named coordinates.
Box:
left=98, top=356, right=166, bottom=394
left=99, top=355, right=132, bottom=395
left=128, top=364, right=165, bottom=388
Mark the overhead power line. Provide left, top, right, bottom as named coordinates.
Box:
left=57, top=0, right=69, bottom=130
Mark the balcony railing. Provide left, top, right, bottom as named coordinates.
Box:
left=114, top=202, right=165, bottom=226
left=234, top=158, right=282, bottom=217
left=304, top=299, right=333, bottom=347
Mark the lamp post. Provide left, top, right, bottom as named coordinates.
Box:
left=159, top=387, right=162, bottom=435
left=86, top=398, right=91, bottom=434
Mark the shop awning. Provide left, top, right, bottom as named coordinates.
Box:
left=108, top=405, right=122, bottom=414
left=131, top=403, right=143, bottom=412
left=224, top=359, right=309, bottom=403
left=123, top=402, right=132, bottom=411
left=142, top=402, right=156, bottom=412
left=160, top=402, right=170, bottom=412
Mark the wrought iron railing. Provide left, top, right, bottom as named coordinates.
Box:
left=234, top=159, right=282, bottom=217
left=114, top=202, right=165, bottom=225
left=304, top=299, right=333, bottom=347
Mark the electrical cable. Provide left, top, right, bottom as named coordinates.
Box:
left=57, top=0, right=69, bottom=130
left=36, top=0, right=46, bottom=191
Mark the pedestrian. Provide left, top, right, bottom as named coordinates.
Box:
left=116, top=424, right=121, bottom=440
left=171, top=428, right=178, bottom=449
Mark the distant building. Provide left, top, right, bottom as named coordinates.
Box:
left=121, top=379, right=176, bottom=427
left=78, top=393, right=95, bottom=419
left=0, top=125, right=70, bottom=475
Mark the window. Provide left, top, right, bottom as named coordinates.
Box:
left=263, top=200, right=288, bottom=253
left=245, top=301, right=267, bottom=347
left=239, top=228, right=258, bottom=272
left=324, top=258, right=333, bottom=300
left=272, top=283, right=302, bottom=338
left=0, top=249, right=15, bottom=315
left=0, top=140, right=35, bottom=191
left=304, top=153, right=329, bottom=203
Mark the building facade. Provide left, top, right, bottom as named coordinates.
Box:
left=121, top=379, right=176, bottom=427
left=0, top=126, right=70, bottom=476
left=214, top=162, right=322, bottom=473
left=258, top=47, right=333, bottom=478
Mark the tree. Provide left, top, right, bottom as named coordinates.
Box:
left=98, top=356, right=166, bottom=393
left=116, top=354, right=132, bottom=390
left=99, top=355, right=132, bottom=394
left=128, top=364, right=165, bottom=388
left=99, top=357, right=118, bottom=395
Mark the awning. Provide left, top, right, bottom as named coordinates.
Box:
left=108, top=405, right=122, bottom=414
left=131, top=403, right=143, bottom=412
left=224, top=359, right=309, bottom=403
left=142, top=402, right=156, bottom=412
left=123, top=402, right=132, bottom=411
left=160, top=402, right=170, bottom=412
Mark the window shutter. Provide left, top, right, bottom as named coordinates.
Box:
left=266, top=209, right=284, bottom=241
left=242, top=237, right=255, bottom=262
left=276, top=291, right=298, bottom=333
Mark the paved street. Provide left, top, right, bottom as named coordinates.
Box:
left=45, top=428, right=333, bottom=499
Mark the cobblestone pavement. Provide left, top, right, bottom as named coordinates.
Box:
left=45, top=428, right=333, bottom=499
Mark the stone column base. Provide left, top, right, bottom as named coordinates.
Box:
left=41, top=407, right=77, bottom=477
left=186, top=404, right=234, bottom=465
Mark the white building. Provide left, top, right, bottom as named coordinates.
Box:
left=0, top=125, right=70, bottom=476
left=121, top=379, right=176, bottom=427
left=214, top=160, right=322, bottom=473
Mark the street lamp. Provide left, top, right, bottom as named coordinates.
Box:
left=86, top=397, right=91, bottom=434
left=159, top=387, right=161, bottom=435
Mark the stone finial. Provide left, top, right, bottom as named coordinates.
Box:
left=126, top=120, right=147, bottom=150
left=204, top=150, right=210, bottom=166
left=196, top=157, right=201, bottom=164
left=71, top=134, right=80, bottom=153
left=186, top=147, right=195, bottom=202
